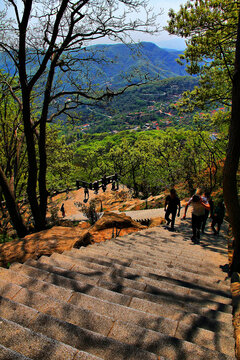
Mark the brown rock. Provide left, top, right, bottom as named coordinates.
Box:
left=92, top=212, right=145, bottom=231
left=148, top=217, right=166, bottom=228
left=0, top=226, right=89, bottom=267
left=0, top=212, right=146, bottom=267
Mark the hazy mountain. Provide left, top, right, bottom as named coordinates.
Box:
left=0, top=42, right=186, bottom=89
left=81, top=42, right=187, bottom=88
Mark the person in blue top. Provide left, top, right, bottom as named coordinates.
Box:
left=164, top=189, right=181, bottom=231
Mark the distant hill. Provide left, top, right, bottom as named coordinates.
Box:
left=0, top=42, right=186, bottom=89
left=81, top=42, right=187, bottom=88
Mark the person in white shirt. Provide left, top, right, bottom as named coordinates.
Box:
left=182, top=191, right=210, bottom=243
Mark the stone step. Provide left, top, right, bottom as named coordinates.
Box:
left=77, top=245, right=230, bottom=290
left=1, top=276, right=234, bottom=357
left=57, top=249, right=221, bottom=284
left=0, top=299, right=160, bottom=360
left=121, top=226, right=229, bottom=247
left=3, top=283, right=234, bottom=357
left=0, top=266, right=233, bottom=354
left=122, top=229, right=228, bottom=251
left=0, top=296, right=233, bottom=360
left=90, top=239, right=228, bottom=272
left=47, top=254, right=231, bottom=305
left=0, top=279, right=114, bottom=337
left=63, top=249, right=230, bottom=299
left=92, top=241, right=214, bottom=265
left=79, top=244, right=227, bottom=281
left=101, top=230, right=228, bottom=258
left=23, top=257, right=233, bottom=324
left=0, top=345, right=32, bottom=360
left=9, top=262, right=131, bottom=306
left=32, top=253, right=232, bottom=315
left=0, top=317, right=103, bottom=360
left=98, top=231, right=228, bottom=260
left=108, top=320, right=235, bottom=359
left=65, top=245, right=225, bottom=278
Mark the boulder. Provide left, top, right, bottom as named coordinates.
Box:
left=0, top=226, right=89, bottom=267
left=148, top=217, right=166, bottom=228
left=92, top=211, right=145, bottom=231
left=0, top=212, right=146, bottom=267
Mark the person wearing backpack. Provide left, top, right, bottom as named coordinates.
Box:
left=182, top=190, right=210, bottom=243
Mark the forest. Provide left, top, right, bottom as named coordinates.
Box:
left=0, top=0, right=240, bottom=271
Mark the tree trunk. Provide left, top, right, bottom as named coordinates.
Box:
left=0, top=167, right=28, bottom=238
left=223, top=10, right=240, bottom=274
left=22, top=94, right=45, bottom=231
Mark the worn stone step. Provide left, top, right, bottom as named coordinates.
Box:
left=1, top=279, right=232, bottom=357
left=0, top=345, right=32, bottom=360
left=78, top=245, right=230, bottom=290
left=90, top=239, right=228, bottom=272
left=91, top=241, right=213, bottom=265
left=65, top=246, right=225, bottom=278
left=0, top=289, right=233, bottom=358
left=79, top=244, right=227, bottom=281
left=83, top=235, right=225, bottom=263
left=23, top=257, right=232, bottom=324
left=97, top=233, right=227, bottom=259
left=0, top=276, right=232, bottom=358
left=0, top=317, right=103, bottom=360
left=109, top=320, right=235, bottom=359
left=52, top=251, right=230, bottom=304
left=118, top=228, right=229, bottom=253
left=127, top=295, right=233, bottom=334
left=0, top=298, right=160, bottom=360
left=1, top=289, right=161, bottom=359
left=1, top=266, right=214, bottom=339
left=96, top=233, right=228, bottom=262
left=29, top=252, right=232, bottom=314
left=10, top=262, right=131, bottom=306
left=63, top=250, right=230, bottom=300
left=0, top=281, right=114, bottom=336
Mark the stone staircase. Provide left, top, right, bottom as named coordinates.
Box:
left=0, top=225, right=235, bottom=359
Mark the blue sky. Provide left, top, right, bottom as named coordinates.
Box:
left=0, top=0, right=186, bottom=50
left=145, top=0, right=186, bottom=49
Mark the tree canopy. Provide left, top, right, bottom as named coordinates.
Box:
left=167, top=0, right=238, bottom=112
left=0, top=0, right=160, bottom=234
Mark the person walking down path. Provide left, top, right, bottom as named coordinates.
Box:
left=60, top=203, right=65, bottom=218
left=182, top=191, right=210, bottom=244
left=211, top=200, right=225, bottom=235
left=201, top=190, right=214, bottom=234
left=164, top=189, right=181, bottom=231
left=84, top=186, right=89, bottom=202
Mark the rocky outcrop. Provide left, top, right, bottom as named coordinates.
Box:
left=0, top=212, right=146, bottom=267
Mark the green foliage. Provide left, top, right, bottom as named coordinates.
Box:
left=75, top=200, right=100, bottom=225
left=166, top=0, right=237, bottom=114
left=72, top=128, right=227, bottom=196
left=0, top=71, right=28, bottom=199
left=46, top=125, right=76, bottom=192
left=0, top=233, right=13, bottom=244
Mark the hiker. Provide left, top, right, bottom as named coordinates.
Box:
left=60, top=203, right=65, bottom=217
left=164, top=188, right=181, bottom=231
left=111, top=180, right=116, bottom=191
left=93, top=181, right=99, bottom=194
left=211, top=200, right=225, bottom=235
left=182, top=190, right=210, bottom=243
left=84, top=186, right=89, bottom=201
left=201, top=190, right=214, bottom=233
left=102, top=175, right=107, bottom=192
